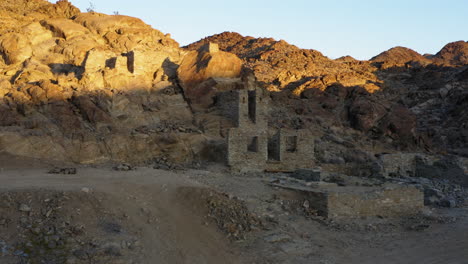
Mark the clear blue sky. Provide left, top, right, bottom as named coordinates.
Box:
left=61, top=0, right=467, bottom=60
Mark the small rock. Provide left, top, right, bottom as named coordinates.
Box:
left=81, top=187, right=90, bottom=193
left=13, top=250, right=28, bottom=257
left=440, top=198, right=457, bottom=208
left=114, top=163, right=134, bottom=171
left=103, top=243, right=122, bottom=256
left=73, top=249, right=87, bottom=260
left=47, top=241, right=57, bottom=249
left=48, top=167, right=77, bottom=174
left=66, top=257, right=78, bottom=264
left=19, top=204, right=31, bottom=212
left=31, top=227, right=41, bottom=234
left=409, top=224, right=430, bottom=231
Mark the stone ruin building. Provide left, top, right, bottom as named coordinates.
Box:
left=217, top=87, right=315, bottom=172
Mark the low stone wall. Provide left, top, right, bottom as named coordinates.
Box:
left=326, top=186, right=424, bottom=218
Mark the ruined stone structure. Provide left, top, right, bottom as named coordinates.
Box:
left=280, top=184, right=424, bottom=219
left=379, top=153, right=468, bottom=187
left=224, top=88, right=314, bottom=172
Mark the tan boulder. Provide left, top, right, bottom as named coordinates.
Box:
left=40, top=80, right=67, bottom=101
left=22, top=23, right=54, bottom=46
left=54, top=35, right=102, bottom=65
left=0, top=33, right=32, bottom=65
left=41, top=0, right=80, bottom=19
left=178, top=43, right=242, bottom=104
left=40, top=19, right=90, bottom=40
left=12, top=59, right=54, bottom=84
left=74, top=13, right=178, bottom=52
left=0, top=79, right=12, bottom=99
left=74, top=13, right=152, bottom=36
left=363, top=83, right=380, bottom=93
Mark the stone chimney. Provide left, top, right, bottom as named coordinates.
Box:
left=199, top=42, right=219, bottom=53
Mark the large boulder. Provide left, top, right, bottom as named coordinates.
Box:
left=0, top=33, right=32, bottom=65
left=177, top=43, right=242, bottom=105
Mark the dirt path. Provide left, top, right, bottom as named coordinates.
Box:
left=0, top=165, right=245, bottom=263
left=0, top=160, right=467, bottom=264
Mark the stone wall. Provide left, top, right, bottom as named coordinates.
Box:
left=225, top=87, right=269, bottom=172
left=379, top=153, right=421, bottom=177
left=237, top=88, right=268, bottom=129
left=266, top=129, right=315, bottom=171
left=227, top=128, right=268, bottom=172
left=217, top=90, right=240, bottom=127
left=379, top=153, right=468, bottom=187
left=225, top=87, right=315, bottom=172
left=303, top=185, right=424, bottom=219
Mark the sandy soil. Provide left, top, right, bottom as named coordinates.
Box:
left=0, top=154, right=467, bottom=264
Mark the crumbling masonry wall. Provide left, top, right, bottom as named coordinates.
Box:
left=225, top=87, right=315, bottom=172
left=225, top=87, right=269, bottom=172
left=227, top=128, right=268, bottom=172
left=266, top=129, right=315, bottom=171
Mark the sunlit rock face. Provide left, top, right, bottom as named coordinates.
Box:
left=431, top=41, right=468, bottom=66
left=0, top=0, right=467, bottom=166
left=177, top=42, right=243, bottom=107
left=0, top=0, right=201, bottom=164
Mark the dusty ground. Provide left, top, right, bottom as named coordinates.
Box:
left=0, top=154, right=467, bottom=264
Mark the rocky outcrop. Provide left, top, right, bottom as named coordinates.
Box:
left=0, top=0, right=204, bottom=164
left=432, top=41, right=468, bottom=66
left=370, top=46, right=431, bottom=68
left=184, top=32, right=381, bottom=94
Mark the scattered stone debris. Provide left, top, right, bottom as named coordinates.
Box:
left=18, top=204, right=31, bottom=212
left=48, top=167, right=77, bottom=175
left=153, top=157, right=182, bottom=170
left=113, top=163, right=136, bottom=171
left=205, top=191, right=262, bottom=240
left=0, top=190, right=142, bottom=263
left=133, top=121, right=200, bottom=135
left=289, top=169, right=322, bottom=182
left=389, top=176, right=467, bottom=208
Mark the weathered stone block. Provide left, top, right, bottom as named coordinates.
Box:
left=302, top=185, right=424, bottom=218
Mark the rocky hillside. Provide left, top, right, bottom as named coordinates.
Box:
left=0, top=1, right=466, bottom=167
left=185, top=32, right=380, bottom=94
left=185, top=32, right=468, bottom=158
left=370, top=47, right=431, bottom=68
left=0, top=0, right=204, bottom=164
left=432, top=41, right=468, bottom=66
